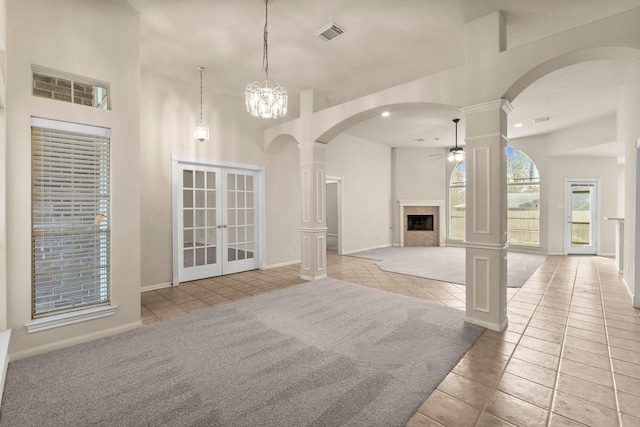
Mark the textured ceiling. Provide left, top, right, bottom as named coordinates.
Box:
left=124, top=0, right=640, bottom=156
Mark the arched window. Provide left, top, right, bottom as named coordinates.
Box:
left=448, top=147, right=540, bottom=245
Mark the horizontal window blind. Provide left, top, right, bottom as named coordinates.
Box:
left=31, top=120, right=111, bottom=318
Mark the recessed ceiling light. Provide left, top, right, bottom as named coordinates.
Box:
left=514, top=123, right=523, bottom=128
left=534, top=116, right=551, bottom=123
left=412, top=138, right=425, bottom=143
left=381, top=111, right=390, bottom=117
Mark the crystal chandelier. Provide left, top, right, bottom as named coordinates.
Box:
left=448, top=118, right=464, bottom=162
left=245, top=0, right=288, bottom=119
left=194, top=66, right=209, bottom=142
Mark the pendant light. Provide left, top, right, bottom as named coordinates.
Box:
left=245, top=0, right=288, bottom=119
left=194, top=66, right=209, bottom=142
left=447, top=118, right=464, bottom=162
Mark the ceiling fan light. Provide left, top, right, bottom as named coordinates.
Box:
left=447, top=118, right=463, bottom=162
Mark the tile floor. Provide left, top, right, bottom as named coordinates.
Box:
left=141, top=252, right=640, bottom=427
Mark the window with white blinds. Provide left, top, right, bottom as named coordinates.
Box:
left=31, top=118, right=111, bottom=318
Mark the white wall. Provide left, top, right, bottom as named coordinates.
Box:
left=326, top=134, right=392, bottom=253
left=5, top=0, right=141, bottom=357
left=545, top=157, right=617, bottom=255
left=139, top=70, right=301, bottom=288
left=392, top=148, right=446, bottom=245
left=619, top=63, right=640, bottom=305
left=510, top=127, right=618, bottom=256
left=0, top=0, right=5, bottom=332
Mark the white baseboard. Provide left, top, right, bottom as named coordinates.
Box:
left=265, top=260, right=301, bottom=269
left=140, top=282, right=172, bottom=293
left=0, top=329, right=11, bottom=404
left=8, top=321, right=141, bottom=362
left=622, top=277, right=634, bottom=301
left=142, top=261, right=303, bottom=289
left=342, top=244, right=392, bottom=256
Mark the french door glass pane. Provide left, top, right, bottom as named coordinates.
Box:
left=183, top=190, right=193, bottom=208
left=184, top=249, right=194, bottom=267
left=195, top=171, right=205, bottom=188
left=184, top=209, right=193, bottom=228
left=195, top=247, right=205, bottom=266
left=183, top=170, right=193, bottom=187
left=183, top=229, right=193, bottom=247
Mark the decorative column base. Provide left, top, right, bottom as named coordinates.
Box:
left=300, top=228, right=327, bottom=281
left=465, top=243, right=508, bottom=331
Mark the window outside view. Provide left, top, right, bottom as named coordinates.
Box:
left=448, top=147, right=540, bottom=245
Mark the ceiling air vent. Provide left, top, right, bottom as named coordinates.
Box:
left=314, top=22, right=345, bottom=42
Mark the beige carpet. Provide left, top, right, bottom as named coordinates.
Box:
left=350, top=246, right=546, bottom=287
left=0, top=278, right=483, bottom=427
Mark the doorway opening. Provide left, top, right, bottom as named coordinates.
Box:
left=326, top=177, right=342, bottom=254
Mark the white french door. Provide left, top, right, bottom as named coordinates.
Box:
left=173, top=159, right=262, bottom=284
left=565, top=179, right=599, bottom=255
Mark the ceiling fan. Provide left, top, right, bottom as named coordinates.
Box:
left=430, top=118, right=464, bottom=162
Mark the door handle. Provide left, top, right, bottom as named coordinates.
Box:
left=217, top=224, right=223, bottom=229
left=223, top=224, right=228, bottom=228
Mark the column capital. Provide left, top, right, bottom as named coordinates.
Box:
left=461, top=99, right=512, bottom=116
left=297, top=141, right=328, bottom=151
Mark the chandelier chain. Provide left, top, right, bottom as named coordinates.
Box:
left=198, top=66, right=204, bottom=123
left=262, top=0, right=269, bottom=80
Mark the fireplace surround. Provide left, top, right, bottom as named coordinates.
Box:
left=397, top=200, right=445, bottom=247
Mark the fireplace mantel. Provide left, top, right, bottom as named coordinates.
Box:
left=397, top=200, right=446, bottom=246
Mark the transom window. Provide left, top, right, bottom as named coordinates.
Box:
left=448, top=147, right=540, bottom=245
left=32, top=69, right=110, bottom=110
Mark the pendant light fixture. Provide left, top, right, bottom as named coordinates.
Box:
left=448, top=118, right=464, bottom=162
left=194, top=65, right=209, bottom=142
left=245, top=0, right=288, bottom=119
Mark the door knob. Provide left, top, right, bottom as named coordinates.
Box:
left=223, top=224, right=228, bottom=228
left=217, top=224, right=222, bottom=228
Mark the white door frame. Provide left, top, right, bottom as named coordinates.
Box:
left=326, top=176, right=343, bottom=254
left=172, top=155, right=266, bottom=285
left=564, top=178, right=600, bottom=255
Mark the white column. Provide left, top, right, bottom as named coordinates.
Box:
left=461, top=100, right=511, bottom=331
left=298, top=142, right=327, bottom=281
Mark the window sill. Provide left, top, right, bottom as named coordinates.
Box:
left=26, top=305, right=117, bottom=334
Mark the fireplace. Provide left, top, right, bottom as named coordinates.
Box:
left=407, top=214, right=434, bottom=231
left=403, top=206, right=439, bottom=247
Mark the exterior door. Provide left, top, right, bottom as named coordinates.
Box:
left=565, top=180, right=598, bottom=255
left=173, top=161, right=260, bottom=283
